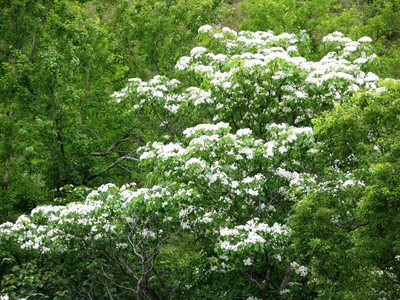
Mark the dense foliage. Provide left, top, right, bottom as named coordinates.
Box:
left=1, top=0, right=400, bottom=299
left=0, top=0, right=226, bottom=222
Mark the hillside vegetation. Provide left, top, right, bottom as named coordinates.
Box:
left=0, top=0, right=399, bottom=298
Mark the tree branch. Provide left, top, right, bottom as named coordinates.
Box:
left=91, top=134, right=132, bottom=156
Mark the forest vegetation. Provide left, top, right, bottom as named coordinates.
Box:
left=0, top=0, right=400, bottom=299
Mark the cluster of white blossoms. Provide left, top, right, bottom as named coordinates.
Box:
left=290, top=261, right=309, bottom=277
left=0, top=295, right=26, bottom=300
left=111, top=25, right=381, bottom=138
left=218, top=218, right=290, bottom=252
left=112, top=75, right=182, bottom=108
left=182, top=122, right=230, bottom=138
left=136, top=121, right=315, bottom=235
left=0, top=182, right=183, bottom=256
left=323, top=31, right=373, bottom=58
left=0, top=186, right=121, bottom=253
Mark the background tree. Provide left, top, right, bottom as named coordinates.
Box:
left=291, top=80, right=400, bottom=298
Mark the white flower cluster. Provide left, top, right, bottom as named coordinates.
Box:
left=323, top=32, right=373, bottom=57
left=0, top=295, right=26, bottom=300
left=185, top=157, right=207, bottom=170
left=219, top=218, right=290, bottom=252
left=136, top=120, right=316, bottom=233
left=323, top=31, right=353, bottom=44
left=290, top=261, right=309, bottom=277
left=139, top=142, right=187, bottom=161
left=0, top=184, right=126, bottom=254
left=198, top=25, right=213, bottom=34
left=182, top=122, right=230, bottom=138
left=177, top=26, right=379, bottom=120
left=186, top=87, right=213, bottom=106
left=112, top=75, right=183, bottom=114
left=246, top=296, right=262, bottom=300
left=110, top=26, right=381, bottom=139
left=275, top=167, right=301, bottom=187
left=267, top=123, right=313, bottom=155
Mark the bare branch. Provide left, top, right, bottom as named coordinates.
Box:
left=101, top=263, right=137, bottom=294
left=91, top=134, right=132, bottom=156
left=89, top=149, right=138, bottom=179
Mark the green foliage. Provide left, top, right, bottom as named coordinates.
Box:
left=102, top=0, right=226, bottom=79
left=291, top=82, right=400, bottom=298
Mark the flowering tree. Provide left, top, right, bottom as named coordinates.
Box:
left=0, top=26, right=383, bottom=299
